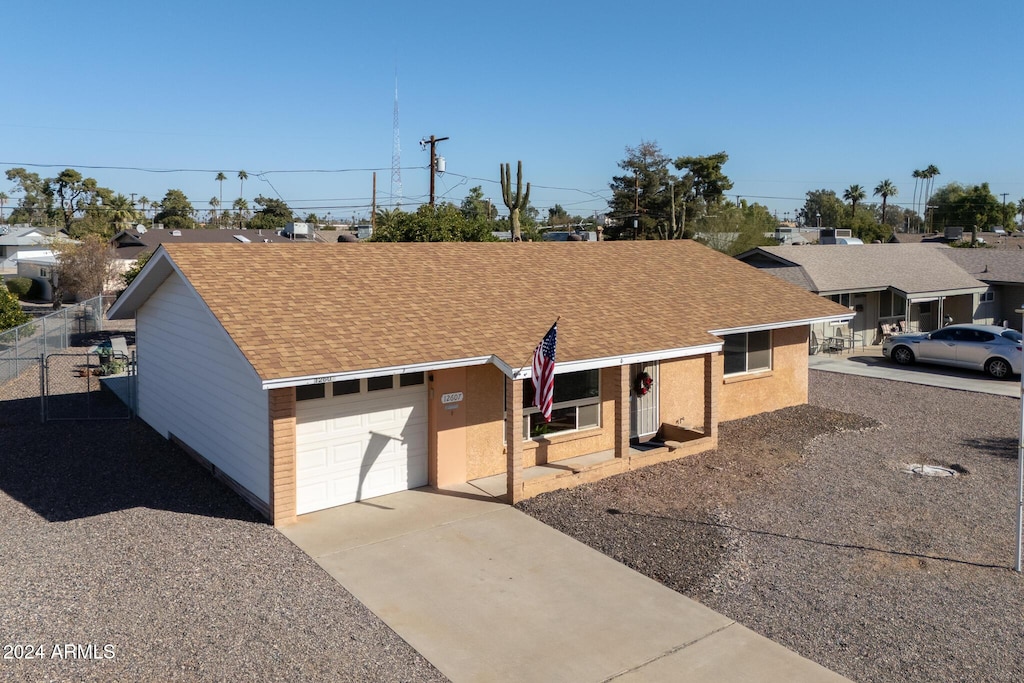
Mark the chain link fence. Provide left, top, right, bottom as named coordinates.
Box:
left=43, top=350, right=135, bottom=421
left=0, top=295, right=109, bottom=385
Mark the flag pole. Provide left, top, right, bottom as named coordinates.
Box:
left=512, top=316, right=560, bottom=379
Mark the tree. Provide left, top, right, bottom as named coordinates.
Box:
left=798, top=189, right=846, bottom=229
left=154, top=189, right=195, bottom=231
left=106, top=194, right=138, bottom=233
left=215, top=172, right=226, bottom=215
left=673, top=152, right=733, bottom=207
left=842, top=185, right=866, bottom=219
left=0, top=285, right=31, bottom=331
left=52, top=233, right=116, bottom=301
left=607, top=141, right=680, bottom=240
left=927, top=182, right=1004, bottom=235
left=119, top=251, right=152, bottom=292
left=0, top=191, right=7, bottom=223
left=137, top=196, right=151, bottom=226
left=237, top=170, right=248, bottom=202
left=693, top=200, right=776, bottom=255
left=371, top=203, right=495, bottom=242
left=922, top=164, right=940, bottom=214
left=52, top=168, right=113, bottom=233
left=232, top=198, right=249, bottom=228
left=500, top=161, right=531, bottom=242
left=873, top=180, right=898, bottom=227
left=5, top=167, right=54, bottom=225
left=460, top=186, right=496, bottom=222
left=208, top=197, right=220, bottom=222
left=248, top=195, right=293, bottom=232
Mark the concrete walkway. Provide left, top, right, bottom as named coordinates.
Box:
left=809, top=347, right=1022, bottom=397
left=281, top=487, right=849, bottom=682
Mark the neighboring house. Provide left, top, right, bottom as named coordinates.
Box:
left=13, top=250, right=58, bottom=300
left=941, top=248, right=1024, bottom=328
left=111, top=227, right=292, bottom=268
left=109, top=241, right=850, bottom=525
left=736, top=244, right=989, bottom=345
left=0, top=225, right=72, bottom=272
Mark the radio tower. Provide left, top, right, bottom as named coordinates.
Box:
left=390, top=73, right=402, bottom=209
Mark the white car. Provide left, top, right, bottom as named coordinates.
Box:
left=883, top=324, right=1023, bottom=379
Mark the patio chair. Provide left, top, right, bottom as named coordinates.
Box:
left=809, top=331, right=823, bottom=355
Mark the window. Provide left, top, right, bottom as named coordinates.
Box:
left=521, top=369, right=601, bottom=439
left=332, top=379, right=360, bottom=396
left=296, top=383, right=326, bottom=401
left=980, top=289, right=995, bottom=303
left=879, top=291, right=907, bottom=318
left=723, top=331, right=772, bottom=376
left=399, top=372, right=424, bottom=387
left=829, top=293, right=851, bottom=307
left=367, top=375, right=393, bottom=391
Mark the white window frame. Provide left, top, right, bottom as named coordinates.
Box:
left=521, top=369, right=602, bottom=440
left=723, top=330, right=772, bottom=377
left=980, top=289, right=995, bottom=303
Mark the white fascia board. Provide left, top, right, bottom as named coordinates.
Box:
left=710, top=314, right=852, bottom=337
left=899, top=286, right=989, bottom=300
left=262, top=342, right=725, bottom=388
left=106, top=246, right=174, bottom=319
left=509, top=343, right=722, bottom=381
left=261, top=355, right=496, bottom=390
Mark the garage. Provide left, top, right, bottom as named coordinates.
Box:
left=295, top=373, right=428, bottom=514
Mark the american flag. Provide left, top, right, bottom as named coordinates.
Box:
left=531, top=323, right=557, bottom=422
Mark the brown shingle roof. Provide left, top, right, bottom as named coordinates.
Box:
left=153, top=241, right=848, bottom=382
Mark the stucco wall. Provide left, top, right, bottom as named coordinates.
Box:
left=464, top=364, right=506, bottom=480
left=658, top=356, right=706, bottom=431
left=718, top=325, right=809, bottom=423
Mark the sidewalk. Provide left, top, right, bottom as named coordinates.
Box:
left=809, top=345, right=1022, bottom=397
left=281, top=487, right=849, bottom=682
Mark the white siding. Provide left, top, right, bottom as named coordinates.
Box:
left=136, top=272, right=269, bottom=502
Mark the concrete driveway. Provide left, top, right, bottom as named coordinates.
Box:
left=280, top=487, right=848, bottom=682
left=809, top=349, right=1022, bottom=397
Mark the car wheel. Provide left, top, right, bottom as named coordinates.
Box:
left=985, top=358, right=1012, bottom=379
left=891, top=346, right=915, bottom=365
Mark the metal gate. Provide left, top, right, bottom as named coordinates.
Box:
left=43, top=351, right=135, bottom=421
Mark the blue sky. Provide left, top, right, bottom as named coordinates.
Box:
left=2, top=0, right=1022, bottom=223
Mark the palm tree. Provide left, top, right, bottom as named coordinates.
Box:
left=0, top=192, right=7, bottom=223
left=209, top=197, right=220, bottom=224
left=843, top=184, right=866, bottom=218
left=107, top=193, right=138, bottom=232
left=237, top=170, right=248, bottom=203
left=233, top=197, right=249, bottom=229
left=911, top=169, right=924, bottom=216
left=873, top=179, right=898, bottom=226
left=137, top=196, right=150, bottom=226
left=215, top=172, right=226, bottom=213
left=923, top=165, right=939, bottom=211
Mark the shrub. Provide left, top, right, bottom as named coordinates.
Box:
left=5, top=277, right=32, bottom=299
left=0, top=286, right=31, bottom=331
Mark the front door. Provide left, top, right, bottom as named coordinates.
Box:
left=629, top=362, right=659, bottom=439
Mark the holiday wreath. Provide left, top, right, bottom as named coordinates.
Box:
left=634, top=371, right=654, bottom=396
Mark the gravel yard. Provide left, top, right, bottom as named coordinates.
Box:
left=519, top=371, right=1024, bottom=683
left=0, top=393, right=445, bottom=682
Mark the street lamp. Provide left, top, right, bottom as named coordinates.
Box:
left=816, top=212, right=821, bottom=228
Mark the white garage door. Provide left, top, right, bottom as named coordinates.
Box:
left=295, top=375, right=428, bottom=514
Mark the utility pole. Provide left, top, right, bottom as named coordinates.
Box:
left=633, top=172, right=640, bottom=239
left=371, top=172, right=377, bottom=232
left=670, top=180, right=677, bottom=239
left=421, top=135, right=449, bottom=206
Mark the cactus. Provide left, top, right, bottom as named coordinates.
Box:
left=500, top=161, right=531, bottom=242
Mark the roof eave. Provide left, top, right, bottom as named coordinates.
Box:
left=710, top=313, right=853, bottom=336
left=106, top=246, right=174, bottom=319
